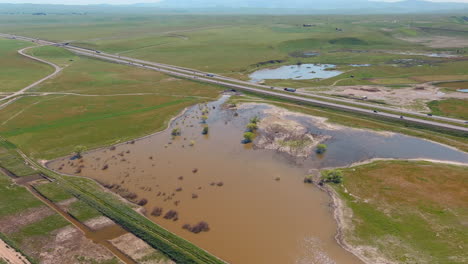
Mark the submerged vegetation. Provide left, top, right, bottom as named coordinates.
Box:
left=316, top=144, right=328, bottom=154
left=242, top=132, right=255, bottom=143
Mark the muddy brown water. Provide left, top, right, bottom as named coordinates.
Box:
left=48, top=95, right=468, bottom=264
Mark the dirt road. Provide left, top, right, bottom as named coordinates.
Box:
left=0, top=238, right=31, bottom=264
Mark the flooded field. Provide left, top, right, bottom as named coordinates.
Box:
left=249, top=64, right=343, bottom=83
left=48, top=95, right=468, bottom=264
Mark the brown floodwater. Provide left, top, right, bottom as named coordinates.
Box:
left=48, top=95, right=468, bottom=264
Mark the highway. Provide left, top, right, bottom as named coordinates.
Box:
left=1, top=32, right=467, bottom=133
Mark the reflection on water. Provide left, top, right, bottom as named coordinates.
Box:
left=249, top=64, right=343, bottom=83
left=48, top=95, right=468, bottom=264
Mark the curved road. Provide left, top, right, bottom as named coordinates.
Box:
left=0, top=44, right=62, bottom=108
left=1, top=33, right=467, bottom=133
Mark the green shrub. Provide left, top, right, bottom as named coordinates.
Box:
left=322, top=169, right=343, bottom=184
left=316, top=144, right=328, bottom=154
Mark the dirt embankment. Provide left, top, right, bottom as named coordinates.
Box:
left=111, top=233, right=174, bottom=264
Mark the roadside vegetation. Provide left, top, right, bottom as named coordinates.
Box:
left=330, top=160, right=468, bottom=264
left=0, top=140, right=36, bottom=177
left=428, top=99, right=468, bottom=120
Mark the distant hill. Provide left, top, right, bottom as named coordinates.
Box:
left=134, top=0, right=468, bottom=12
left=1, top=0, right=468, bottom=14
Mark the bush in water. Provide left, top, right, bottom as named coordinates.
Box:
left=243, top=132, right=255, bottom=143
left=316, top=144, right=328, bottom=154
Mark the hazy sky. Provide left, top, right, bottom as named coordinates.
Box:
left=1, top=0, right=468, bottom=4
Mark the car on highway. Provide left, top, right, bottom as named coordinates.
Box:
left=284, top=88, right=296, bottom=92
left=373, top=110, right=378, bottom=113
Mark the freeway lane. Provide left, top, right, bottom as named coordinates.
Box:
left=59, top=41, right=467, bottom=125
left=1, top=33, right=467, bottom=133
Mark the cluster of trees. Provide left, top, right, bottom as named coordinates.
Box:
left=321, top=169, right=343, bottom=184
left=243, top=116, right=260, bottom=143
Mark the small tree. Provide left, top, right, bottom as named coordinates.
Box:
left=246, top=122, right=258, bottom=132
left=171, top=127, right=181, bottom=136
left=322, top=170, right=343, bottom=184
left=202, top=126, right=209, bottom=135
left=243, top=132, right=255, bottom=143
left=200, top=115, right=208, bottom=123
left=250, top=116, right=260, bottom=124
left=316, top=144, right=328, bottom=154
left=74, top=145, right=87, bottom=158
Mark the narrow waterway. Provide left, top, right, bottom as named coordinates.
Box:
left=48, top=95, right=468, bottom=264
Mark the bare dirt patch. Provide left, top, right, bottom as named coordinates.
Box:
left=397, top=36, right=468, bottom=48
left=0, top=239, right=31, bottom=264
left=83, top=216, right=115, bottom=231
left=306, top=83, right=468, bottom=112
left=0, top=206, right=54, bottom=234
left=110, top=233, right=174, bottom=264
left=254, top=114, right=330, bottom=157
left=28, top=225, right=119, bottom=264
left=56, top=197, right=78, bottom=211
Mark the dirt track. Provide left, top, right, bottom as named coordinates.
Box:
left=0, top=239, right=31, bottom=264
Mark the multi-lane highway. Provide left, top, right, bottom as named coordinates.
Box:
left=1, top=32, right=467, bottom=133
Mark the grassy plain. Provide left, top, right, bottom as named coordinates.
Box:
left=0, top=39, right=52, bottom=93
left=428, top=99, right=468, bottom=119
left=1, top=14, right=468, bottom=87
left=332, top=160, right=468, bottom=264
left=0, top=46, right=220, bottom=159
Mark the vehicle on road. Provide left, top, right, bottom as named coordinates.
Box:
left=206, top=74, right=215, bottom=77
left=400, top=116, right=404, bottom=119
left=427, top=114, right=433, bottom=116
left=373, top=110, right=378, bottom=113
left=284, top=88, right=296, bottom=92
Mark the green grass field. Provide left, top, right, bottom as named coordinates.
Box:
left=0, top=140, right=37, bottom=177
left=0, top=39, right=52, bottom=93
left=332, top=160, right=468, bottom=264
left=0, top=46, right=221, bottom=159
left=2, top=14, right=468, bottom=88
left=0, top=173, right=42, bottom=218
left=428, top=99, right=468, bottom=119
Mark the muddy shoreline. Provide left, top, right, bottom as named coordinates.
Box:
left=316, top=158, right=468, bottom=264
